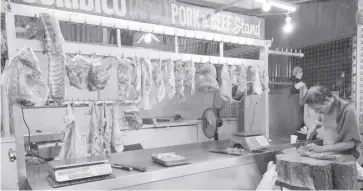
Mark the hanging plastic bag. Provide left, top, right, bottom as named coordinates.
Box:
left=197, top=63, right=219, bottom=92
left=88, top=58, right=112, bottom=91
left=117, top=57, right=133, bottom=99
left=256, top=161, right=279, bottom=190
left=66, top=55, right=91, bottom=90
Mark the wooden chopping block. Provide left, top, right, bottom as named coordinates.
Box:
left=276, top=152, right=357, bottom=190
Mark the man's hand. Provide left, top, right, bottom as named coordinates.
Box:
left=297, top=126, right=317, bottom=140
left=305, top=143, right=324, bottom=153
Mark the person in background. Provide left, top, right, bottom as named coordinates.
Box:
left=303, top=86, right=363, bottom=166
left=292, top=66, right=318, bottom=140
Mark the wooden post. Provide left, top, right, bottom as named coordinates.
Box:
left=260, top=44, right=270, bottom=140
left=5, top=11, right=27, bottom=190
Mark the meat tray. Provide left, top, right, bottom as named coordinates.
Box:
left=151, top=155, right=190, bottom=167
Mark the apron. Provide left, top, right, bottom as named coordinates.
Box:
left=316, top=114, right=339, bottom=146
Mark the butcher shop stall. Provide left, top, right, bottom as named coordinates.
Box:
left=1, top=0, right=362, bottom=190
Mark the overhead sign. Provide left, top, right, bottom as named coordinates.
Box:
left=12, top=0, right=265, bottom=39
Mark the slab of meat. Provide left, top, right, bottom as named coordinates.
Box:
left=220, top=64, right=233, bottom=103
left=152, top=60, right=165, bottom=102
left=88, top=102, right=103, bottom=156
left=117, top=57, right=133, bottom=99
left=56, top=104, right=86, bottom=160
left=184, top=61, right=196, bottom=95
left=1, top=47, right=48, bottom=106
left=197, top=63, right=219, bottom=92
left=236, top=64, right=247, bottom=95
left=131, top=58, right=142, bottom=98
left=251, top=66, right=263, bottom=95
left=229, top=65, right=238, bottom=86
left=88, top=58, right=112, bottom=91
left=102, top=103, right=111, bottom=156
left=111, top=105, right=124, bottom=153
left=296, top=146, right=340, bottom=160
left=66, top=55, right=91, bottom=89
left=163, top=59, right=176, bottom=100
left=40, top=13, right=66, bottom=104
left=259, top=67, right=270, bottom=92
left=141, top=58, right=153, bottom=110
left=174, top=60, right=186, bottom=102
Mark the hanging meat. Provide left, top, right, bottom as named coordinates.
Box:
left=197, top=63, right=219, bottom=92
left=251, top=66, right=263, bottom=95
left=56, top=104, right=86, bottom=160
left=40, top=13, right=66, bottom=104
left=88, top=58, right=112, bottom=91
left=117, top=57, right=133, bottom=99
left=141, top=58, right=153, bottom=110
left=174, top=60, right=186, bottom=102
left=184, top=61, right=196, bottom=95
left=131, top=58, right=142, bottom=98
left=236, top=64, right=247, bottom=95
left=66, top=55, right=91, bottom=90
left=1, top=47, right=48, bottom=106
left=229, top=65, right=238, bottom=86
left=102, top=103, right=111, bottom=156
left=220, top=64, right=233, bottom=103
left=123, top=104, right=142, bottom=130
left=259, top=66, right=270, bottom=92
left=163, top=59, right=176, bottom=100
left=88, top=102, right=103, bottom=156
left=152, top=59, right=165, bottom=102
left=111, top=105, right=124, bottom=153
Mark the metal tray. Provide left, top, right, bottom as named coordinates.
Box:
left=151, top=155, right=190, bottom=167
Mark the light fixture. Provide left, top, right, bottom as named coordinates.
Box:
left=283, top=15, right=293, bottom=33
left=262, top=1, right=271, bottom=12
left=136, top=33, right=160, bottom=44
left=255, top=0, right=296, bottom=12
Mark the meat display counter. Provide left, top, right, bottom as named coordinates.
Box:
left=25, top=139, right=317, bottom=190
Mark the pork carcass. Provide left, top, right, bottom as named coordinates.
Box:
left=40, top=13, right=66, bottom=104
left=259, top=67, right=270, bottom=92
left=184, top=61, right=196, bottom=95
left=66, top=55, right=91, bottom=90
left=117, top=57, right=133, bottom=99
left=102, top=103, right=111, bottom=156
left=174, top=60, right=185, bottom=102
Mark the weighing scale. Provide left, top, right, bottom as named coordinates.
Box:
left=47, top=156, right=115, bottom=188
left=231, top=132, right=270, bottom=151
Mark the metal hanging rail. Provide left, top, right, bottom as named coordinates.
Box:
left=268, top=48, right=304, bottom=58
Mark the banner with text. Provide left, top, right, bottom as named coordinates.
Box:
left=12, top=0, right=265, bottom=39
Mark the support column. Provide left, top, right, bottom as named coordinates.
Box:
left=259, top=44, right=270, bottom=140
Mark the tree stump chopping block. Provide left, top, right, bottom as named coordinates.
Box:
left=276, top=152, right=357, bottom=190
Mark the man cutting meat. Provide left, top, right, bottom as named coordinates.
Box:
left=302, top=86, right=363, bottom=165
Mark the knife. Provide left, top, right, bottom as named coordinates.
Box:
left=112, top=163, right=147, bottom=172
left=111, top=164, right=133, bottom=171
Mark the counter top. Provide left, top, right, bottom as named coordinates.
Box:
left=26, top=139, right=316, bottom=190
